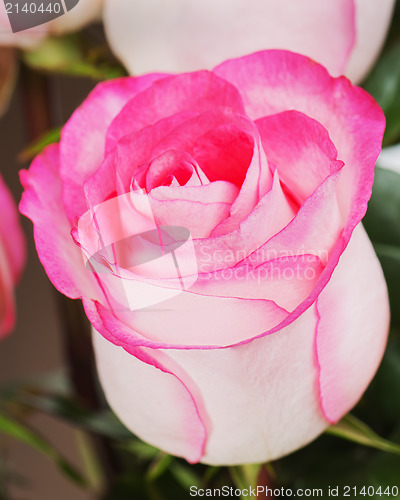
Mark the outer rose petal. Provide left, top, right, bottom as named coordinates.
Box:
left=214, top=51, right=385, bottom=237
left=92, top=330, right=207, bottom=464
left=92, top=305, right=326, bottom=465
left=19, top=145, right=101, bottom=301
left=104, top=0, right=355, bottom=78
left=316, top=224, right=390, bottom=423
left=87, top=291, right=289, bottom=348
left=345, top=0, right=396, bottom=83
left=92, top=224, right=389, bottom=464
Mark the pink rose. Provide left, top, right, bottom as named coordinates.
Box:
left=0, top=0, right=103, bottom=48
left=0, top=175, right=25, bottom=338
left=20, top=50, right=389, bottom=465
left=104, top=0, right=395, bottom=83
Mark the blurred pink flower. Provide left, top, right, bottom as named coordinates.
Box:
left=0, top=175, right=25, bottom=338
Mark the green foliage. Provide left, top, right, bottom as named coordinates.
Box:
left=22, top=35, right=127, bottom=80
left=326, top=414, right=400, bottom=456
left=18, top=126, right=61, bottom=162
left=364, top=43, right=400, bottom=146
left=0, top=412, right=86, bottom=486
left=363, top=0, right=400, bottom=146
left=363, top=167, right=400, bottom=325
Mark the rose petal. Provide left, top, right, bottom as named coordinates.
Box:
left=86, top=289, right=288, bottom=347
left=19, top=144, right=101, bottom=301
left=191, top=255, right=324, bottom=312
left=193, top=169, right=296, bottom=272
left=246, top=169, right=343, bottom=269
left=315, top=224, right=390, bottom=423
left=148, top=196, right=232, bottom=239
left=92, top=303, right=327, bottom=464
left=105, top=72, right=246, bottom=154
left=214, top=50, right=384, bottom=228
left=60, top=74, right=167, bottom=222
left=256, top=110, right=343, bottom=204
left=92, top=329, right=207, bottom=463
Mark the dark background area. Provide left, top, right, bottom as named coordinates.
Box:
left=0, top=71, right=96, bottom=500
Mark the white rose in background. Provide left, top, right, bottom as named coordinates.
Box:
left=103, top=0, right=395, bottom=83
left=377, top=144, right=400, bottom=176
left=0, top=0, right=104, bottom=48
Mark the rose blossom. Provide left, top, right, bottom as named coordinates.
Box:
left=20, top=50, right=389, bottom=465
left=0, top=175, right=25, bottom=338
left=103, top=0, right=395, bottom=83
left=0, top=0, right=103, bottom=48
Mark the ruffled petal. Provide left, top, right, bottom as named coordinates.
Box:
left=105, top=72, right=246, bottom=154
left=60, top=74, right=167, bottom=221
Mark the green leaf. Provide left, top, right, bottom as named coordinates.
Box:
left=363, top=167, right=400, bottom=324
left=373, top=244, right=400, bottom=325
left=326, top=414, right=400, bottom=456
left=146, top=453, right=173, bottom=482
left=169, top=462, right=202, bottom=490
left=230, top=464, right=263, bottom=500
left=362, top=333, right=400, bottom=426
left=1, top=391, right=132, bottom=440
left=18, top=127, right=61, bottom=162
left=122, top=439, right=160, bottom=461
left=363, top=167, right=400, bottom=248
left=0, top=412, right=87, bottom=486
left=23, top=36, right=126, bottom=80
left=363, top=42, right=400, bottom=146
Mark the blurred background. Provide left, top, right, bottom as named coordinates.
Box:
left=1, top=71, right=96, bottom=500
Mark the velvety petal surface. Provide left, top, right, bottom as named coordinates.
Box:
left=92, top=304, right=327, bottom=464
left=92, top=329, right=207, bottom=463
left=105, top=72, right=246, bottom=154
